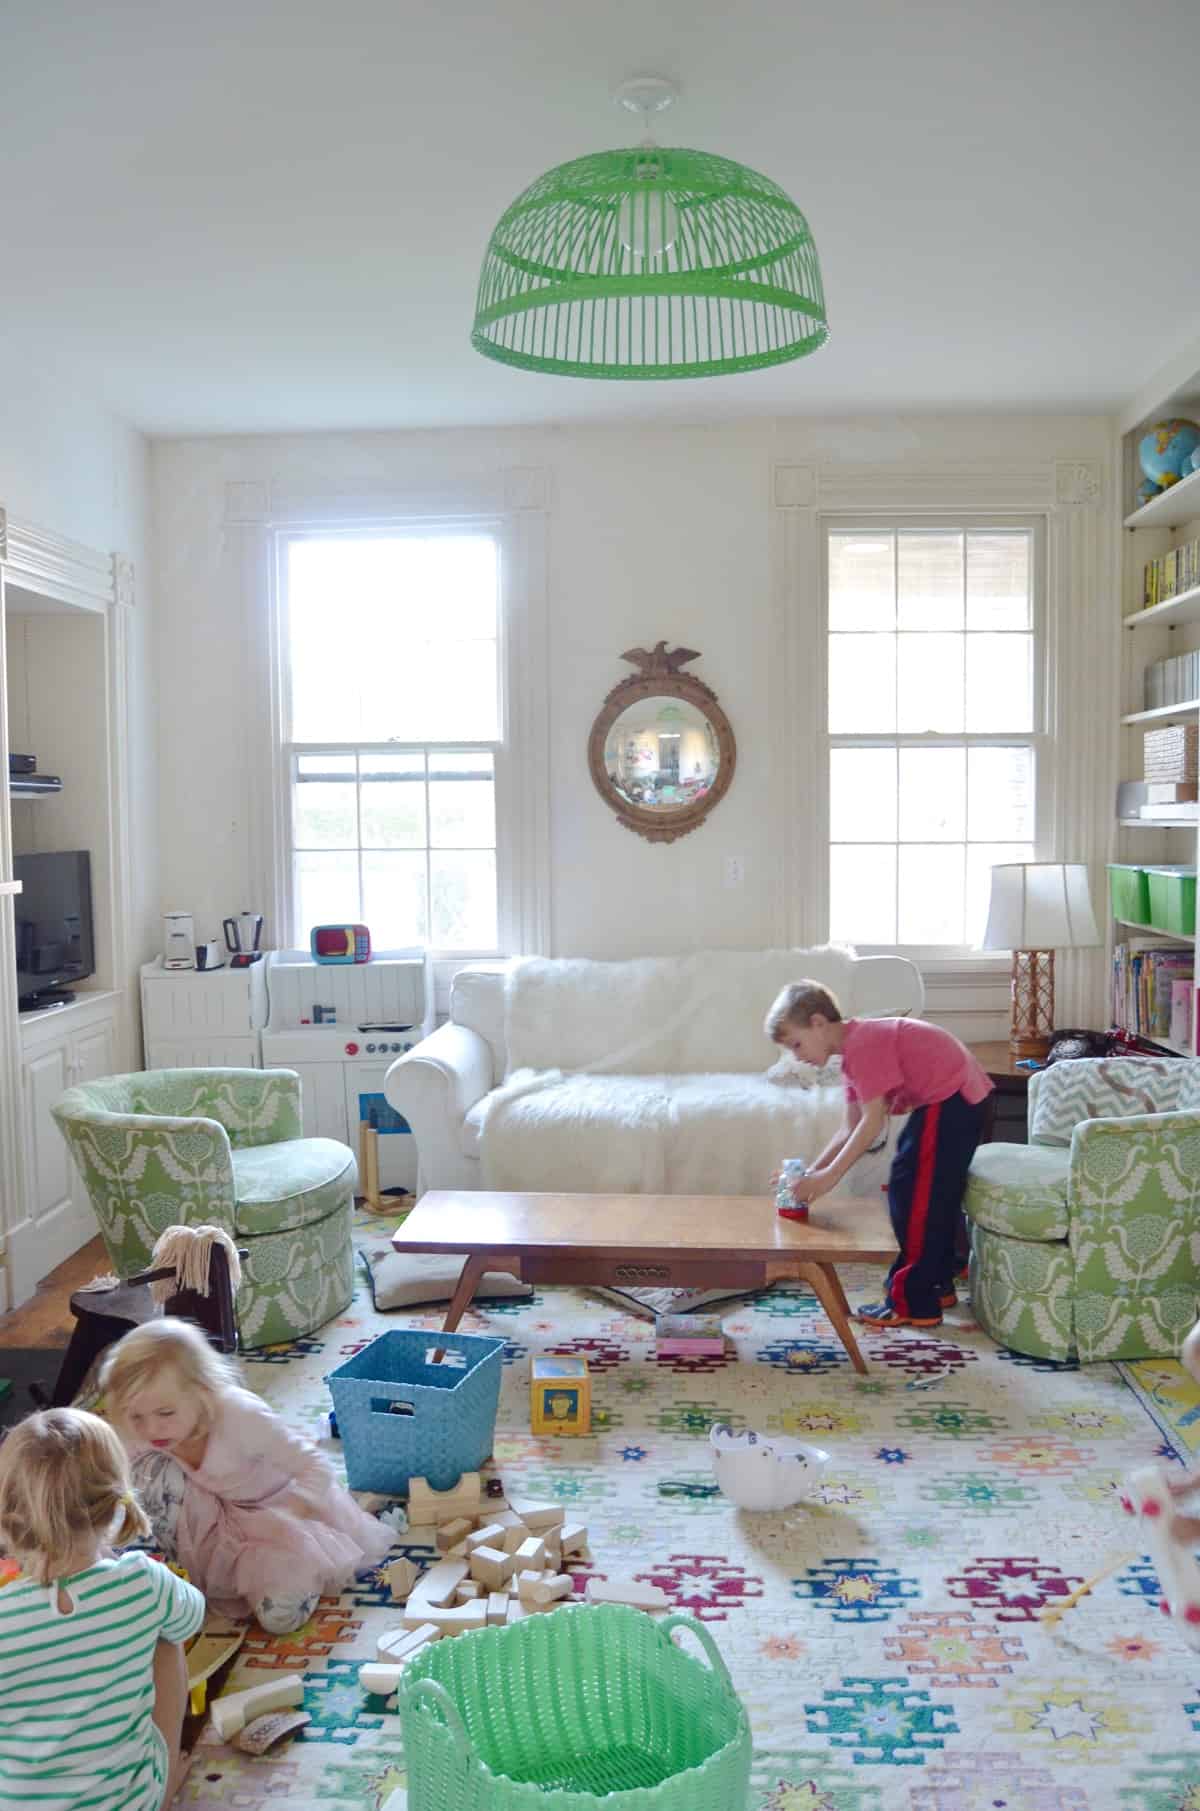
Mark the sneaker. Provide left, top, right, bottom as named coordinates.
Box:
left=856, top=1301, right=943, bottom=1330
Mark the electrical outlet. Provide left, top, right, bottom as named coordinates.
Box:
left=724, top=855, right=744, bottom=889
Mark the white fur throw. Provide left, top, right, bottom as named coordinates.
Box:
left=480, top=1068, right=896, bottom=1199
left=503, top=946, right=859, bottom=1078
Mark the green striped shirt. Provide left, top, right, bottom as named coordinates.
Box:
left=0, top=1549, right=204, bottom=1810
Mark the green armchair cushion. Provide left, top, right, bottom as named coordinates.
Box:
left=964, top=1143, right=1070, bottom=1241
left=231, top=1138, right=357, bottom=1236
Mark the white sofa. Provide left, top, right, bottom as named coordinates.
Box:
left=384, top=947, right=924, bottom=1199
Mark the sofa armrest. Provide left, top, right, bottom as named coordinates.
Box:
left=384, top=1022, right=495, bottom=1193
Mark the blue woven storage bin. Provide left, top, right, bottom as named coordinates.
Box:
left=326, top=1328, right=504, bottom=1494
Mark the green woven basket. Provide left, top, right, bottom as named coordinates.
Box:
left=398, top=1603, right=751, bottom=1810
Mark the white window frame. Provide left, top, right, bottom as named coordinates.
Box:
left=271, top=518, right=511, bottom=960
left=823, top=513, right=1051, bottom=962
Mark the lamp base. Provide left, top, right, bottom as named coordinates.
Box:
left=1009, top=949, right=1055, bottom=1062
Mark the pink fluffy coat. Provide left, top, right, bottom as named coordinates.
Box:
left=134, top=1386, right=393, bottom=1618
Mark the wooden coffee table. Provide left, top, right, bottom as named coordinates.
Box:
left=392, top=1190, right=897, bottom=1375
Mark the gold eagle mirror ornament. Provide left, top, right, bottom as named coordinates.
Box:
left=588, top=644, right=737, bottom=843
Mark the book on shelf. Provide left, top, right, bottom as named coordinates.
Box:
left=1139, top=803, right=1199, bottom=820
left=1112, top=943, right=1194, bottom=1046
left=1144, top=535, right=1200, bottom=609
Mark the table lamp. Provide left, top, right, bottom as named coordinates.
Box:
left=982, top=862, right=1101, bottom=1059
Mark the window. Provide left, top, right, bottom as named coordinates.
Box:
left=826, top=523, right=1043, bottom=949
left=280, top=531, right=501, bottom=951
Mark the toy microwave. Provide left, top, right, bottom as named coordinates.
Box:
left=310, top=924, right=371, bottom=965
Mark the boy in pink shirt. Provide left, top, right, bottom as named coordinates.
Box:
left=766, top=980, right=993, bottom=1329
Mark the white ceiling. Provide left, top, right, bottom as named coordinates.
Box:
left=5, top=0, right=1199, bottom=436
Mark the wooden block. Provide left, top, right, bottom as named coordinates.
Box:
left=506, top=1598, right=530, bottom=1623
left=437, top=1517, right=475, bottom=1553
left=486, top=1591, right=509, bottom=1626
left=523, top=1572, right=572, bottom=1608
left=419, top=1600, right=488, bottom=1636
left=211, top=1673, right=304, bottom=1742
left=543, top=1536, right=562, bottom=1571
left=377, top=1622, right=440, bottom=1662
left=360, top=1661, right=405, bottom=1697
left=513, top=1536, right=546, bottom=1574
left=509, top=1498, right=565, bottom=1533
left=585, top=1576, right=670, bottom=1613
left=469, top=1544, right=515, bottom=1592
left=405, top=1558, right=468, bottom=1618
left=466, top=1521, right=506, bottom=1553
left=408, top=1474, right=482, bottom=1526
left=381, top=1557, right=419, bottom=1603
left=446, top=1540, right=469, bottom=1559
left=560, top=1522, right=588, bottom=1556
left=454, top=1581, right=482, bottom=1601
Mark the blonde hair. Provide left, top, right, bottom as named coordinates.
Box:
left=764, top=979, right=844, bottom=1042
left=100, top=1318, right=240, bottom=1437
left=0, top=1408, right=149, bottom=1584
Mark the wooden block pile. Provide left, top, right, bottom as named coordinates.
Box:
left=359, top=1471, right=667, bottom=1701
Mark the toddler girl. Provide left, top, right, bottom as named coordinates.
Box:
left=100, top=1319, right=394, bottom=1634
left=0, top=1407, right=203, bottom=1811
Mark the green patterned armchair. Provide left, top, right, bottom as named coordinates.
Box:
left=965, top=1056, right=1200, bottom=1362
left=52, top=1068, right=357, bottom=1349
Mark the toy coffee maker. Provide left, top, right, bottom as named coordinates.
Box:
left=223, top=912, right=265, bottom=967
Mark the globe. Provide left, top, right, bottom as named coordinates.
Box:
left=1139, top=418, right=1200, bottom=488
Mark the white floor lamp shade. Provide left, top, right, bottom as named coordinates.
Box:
left=982, top=863, right=1101, bottom=1058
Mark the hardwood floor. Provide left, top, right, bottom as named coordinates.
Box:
left=0, top=1237, right=107, bottom=1349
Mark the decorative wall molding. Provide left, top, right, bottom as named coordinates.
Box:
left=227, top=477, right=508, bottom=528
left=106, top=555, right=137, bottom=1067
left=772, top=464, right=816, bottom=510
left=4, top=516, right=115, bottom=614
left=816, top=462, right=1059, bottom=515
left=504, top=466, right=552, bottom=512
left=0, top=508, right=8, bottom=562
left=224, top=481, right=271, bottom=526
left=112, top=554, right=136, bottom=610
left=1055, top=462, right=1103, bottom=507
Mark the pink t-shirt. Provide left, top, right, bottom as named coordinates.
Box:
left=839, top=1017, right=993, bottom=1115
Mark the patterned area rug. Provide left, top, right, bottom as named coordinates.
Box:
left=179, top=1211, right=1200, bottom=1810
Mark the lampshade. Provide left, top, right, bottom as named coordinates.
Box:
left=982, top=863, right=1101, bottom=952
left=471, top=143, right=828, bottom=380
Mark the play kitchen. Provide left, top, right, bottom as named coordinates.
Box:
left=223, top=912, right=265, bottom=966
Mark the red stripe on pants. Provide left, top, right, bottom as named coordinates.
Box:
left=891, top=1099, right=942, bottom=1317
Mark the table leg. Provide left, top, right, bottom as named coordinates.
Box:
left=440, top=1256, right=490, bottom=1334
left=794, top=1261, right=869, bottom=1375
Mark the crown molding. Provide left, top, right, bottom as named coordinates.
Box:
left=1, top=513, right=115, bottom=612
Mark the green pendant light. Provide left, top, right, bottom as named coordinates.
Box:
left=471, top=78, right=828, bottom=381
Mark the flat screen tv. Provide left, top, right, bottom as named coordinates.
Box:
left=13, top=850, right=95, bottom=1009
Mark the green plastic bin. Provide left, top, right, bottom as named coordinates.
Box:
left=1108, top=863, right=1150, bottom=925
left=1145, top=866, right=1197, bottom=937
left=398, top=1604, right=751, bottom=1811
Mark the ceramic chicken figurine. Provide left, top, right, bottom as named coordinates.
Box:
left=709, top=1423, right=829, bottom=1511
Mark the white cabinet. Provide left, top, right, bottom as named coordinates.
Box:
left=140, top=958, right=265, bottom=1070
left=12, top=995, right=118, bottom=1303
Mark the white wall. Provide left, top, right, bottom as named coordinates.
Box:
left=151, top=413, right=1115, bottom=1033
left=0, top=365, right=157, bottom=985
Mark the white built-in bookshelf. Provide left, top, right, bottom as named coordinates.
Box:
left=1115, top=352, right=1200, bottom=1054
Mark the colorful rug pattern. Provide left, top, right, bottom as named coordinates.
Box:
left=179, top=1212, right=1200, bottom=1810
